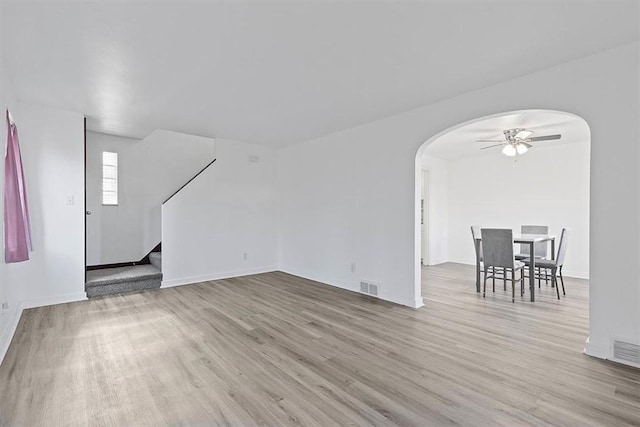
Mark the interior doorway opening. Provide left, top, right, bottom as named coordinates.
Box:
left=414, top=109, right=591, bottom=305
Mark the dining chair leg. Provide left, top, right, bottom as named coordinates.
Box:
left=483, top=269, right=487, bottom=297
left=539, top=267, right=544, bottom=288
left=545, top=268, right=549, bottom=285
left=552, top=268, right=560, bottom=300
left=511, top=269, right=515, bottom=303
left=559, top=266, right=566, bottom=295
left=492, top=267, right=495, bottom=292
left=503, top=269, right=507, bottom=291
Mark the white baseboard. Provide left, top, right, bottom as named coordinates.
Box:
left=561, top=270, right=589, bottom=280
left=162, top=265, right=278, bottom=288
left=584, top=336, right=609, bottom=360
left=389, top=295, right=424, bottom=308
left=21, top=292, right=87, bottom=310
left=584, top=336, right=640, bottom=369
left=378, top=288, right=425, bottom=308
left=279, top=268, right=424, bottom=309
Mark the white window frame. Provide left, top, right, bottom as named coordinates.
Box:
left=102, top=151, right=118, bottom=206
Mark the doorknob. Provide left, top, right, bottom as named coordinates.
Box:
left=86, top=210, right=92, bottom=215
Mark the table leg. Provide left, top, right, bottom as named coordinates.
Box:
left=475, top=238, right=481, bottom=292
left=529, top=243, right=535, bottom=302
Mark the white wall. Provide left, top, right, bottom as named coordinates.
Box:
left=0, top=101, right=86, bottom=363
left=9, top=102, right=86, bottom=306
left=279, top=126, right=422, bottom=307
left=0, top=14, right=22, bottom=362
left=444, top=142, right=590, bottom=278
left=162, top=138, right=278, bottom=286
left=86, top=130, right=216, bottom=265
left=279, top=43, right=640, bottom=363
left=421, top=154, right=449, bottom=265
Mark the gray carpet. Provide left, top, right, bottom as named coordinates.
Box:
left=85, top=265, right=162, bottom=298
left=149, top=252, right=162, bottom=270
left=86, top=265, right=161, bottom=285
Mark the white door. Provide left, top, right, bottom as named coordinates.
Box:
left=85, top=143, right=103, bottom=266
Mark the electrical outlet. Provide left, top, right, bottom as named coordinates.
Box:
left=351, top=263, right=356, bottom=273
left=243, top=252, right=248, bottom=261
left=65, top=195, right=74, bottom=205
left=1, top=301, right=8, bottom=310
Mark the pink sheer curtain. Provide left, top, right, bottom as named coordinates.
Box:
left=4, top=110, right=32, bottom=263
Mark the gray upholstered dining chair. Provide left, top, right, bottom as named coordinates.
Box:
left=515, top=225, right=548, bottom=260
left=481, top=228, right=525, bottom=302
left=472, top=226, right=506, bottom=290
left=471, top=225, right=483, bottom=261
left=522, top=228, right=569, bottom=300
left=516, top=224, right=549, bottom=286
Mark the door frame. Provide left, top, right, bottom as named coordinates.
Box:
left=421, top=169, right=430, bottom=265
left=83, top=117, right=87, bottom=282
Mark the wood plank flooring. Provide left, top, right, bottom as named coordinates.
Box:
left=0, top=263, right=638, bottom=426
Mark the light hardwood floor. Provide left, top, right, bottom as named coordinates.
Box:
left=0, top=264, right=638, bottom=426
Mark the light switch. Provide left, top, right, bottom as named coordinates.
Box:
left=66, top=195, right=74, bottom=205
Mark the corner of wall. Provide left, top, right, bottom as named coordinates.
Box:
left=0, top=24, right=24, bottom=368
left=275, top=147, right=283, bottom=271
left=583, top=336, right=609, bottom=360
left=0, top=303, right=23, bottom=366
left=0, top=291, right=86, bottom=366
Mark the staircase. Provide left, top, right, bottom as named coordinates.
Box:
left=85, top=252, right=162, bottom=298
left=149, top=251, right=162, bottom=270
left=84, top=130, right=215, bottom=300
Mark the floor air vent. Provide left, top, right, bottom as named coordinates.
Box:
left=613, top=340, right=640, bottom=365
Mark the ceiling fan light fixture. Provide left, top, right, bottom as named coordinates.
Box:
left=478, top=128, right=560, bottom=157
left=502, top=144, right=516, bottom=156
left=515, top=129, right=533, bottom=139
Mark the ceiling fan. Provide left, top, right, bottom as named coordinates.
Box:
left=477, top=128, right=561, bottom=156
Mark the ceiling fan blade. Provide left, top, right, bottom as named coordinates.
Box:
left=527, top=134, right=561, bottom=142
left=479, top=143, right=505, bottom=150
left=476, top=139, right=504, bottom=143
left=520, top=142, right=532, bottom=148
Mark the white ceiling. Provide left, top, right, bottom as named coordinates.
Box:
left=2, top=1, right=638, bottom=146
left=423, top=110, right=589, bottom=160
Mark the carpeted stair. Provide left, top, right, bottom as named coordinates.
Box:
left=85, top=264, right=162, bottom=298
left=149, top=252, right=162, bottom=270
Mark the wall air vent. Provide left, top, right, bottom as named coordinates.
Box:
left=360, top=281, right=369, bottom=293
left=613, top=340, right=640, bottom=365
left=359, top=281, right=380, bottom=297
left=368, top=283, right=379, bottom=296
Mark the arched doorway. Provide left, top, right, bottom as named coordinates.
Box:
left=414, top=109, right=591, bottom=303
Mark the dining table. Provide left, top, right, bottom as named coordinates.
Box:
left=474, top=233, right=555, bottom=302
